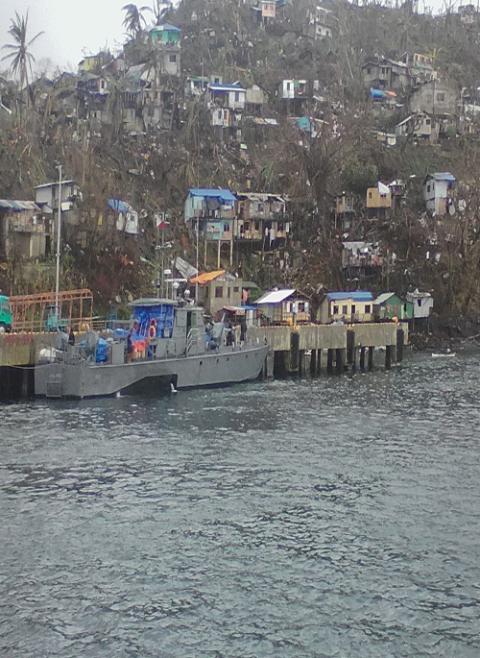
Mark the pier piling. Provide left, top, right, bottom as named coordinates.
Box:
left=368, top=347, right=374, bottom=371
left=327, top=349, right=334, bottom=373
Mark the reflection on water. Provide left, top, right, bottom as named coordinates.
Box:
left=1, top=353, right=480, bottom=657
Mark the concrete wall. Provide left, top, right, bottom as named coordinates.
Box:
left=298, top=324, right=346, bottom=350
left=351, top=323, right=397, bottom=347
left=0, top=333, right=56, bottom=367
left=250, top=322, right=407, bottom=353
left=249, top=326, right=291, bottom=351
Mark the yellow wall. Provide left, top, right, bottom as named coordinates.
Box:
left=366, top=188, right=392, bottom=209
left=318, top=298, right=374, bottom=323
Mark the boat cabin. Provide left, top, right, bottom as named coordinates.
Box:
left=122, top=298, right=207, bottom=362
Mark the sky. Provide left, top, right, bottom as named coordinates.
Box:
left=0, top=0, right=449, bottom=76
left=0, top=0, right=142, bottom=73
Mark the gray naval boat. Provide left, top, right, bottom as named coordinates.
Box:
left=35, top=298, right=269, bottom=399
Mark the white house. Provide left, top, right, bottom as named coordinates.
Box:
left=396, top=113, right=435, bottom=142
left=280, top=79, right=308, bottom=100
left=208, top=83, right=246, bottom=111
left=424, top=172, right=456, bottom=216
left=34, top=179, right=82, bottom=212
left=406, top=290, right=433, bottom=319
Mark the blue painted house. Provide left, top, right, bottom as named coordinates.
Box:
left=184, top=188, right=237, bottom=265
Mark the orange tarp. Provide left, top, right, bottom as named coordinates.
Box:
left=190, top=269, right=225, bottom=285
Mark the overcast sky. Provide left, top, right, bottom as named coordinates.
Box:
left=0, top=0, right=136, bottom=73
left=1, top=0, right=449, bottom=75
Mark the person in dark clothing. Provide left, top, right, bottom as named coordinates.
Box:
left=127, top=331, right=134, bottom=362
left=240, top=317, right=247, bottom=344
left=68, top=328, right=75, bottom=346
left=225, top=321, right=234, bottom=346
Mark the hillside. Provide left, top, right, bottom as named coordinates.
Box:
left=1, top=0, right=480, bottom=321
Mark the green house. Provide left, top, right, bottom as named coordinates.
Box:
left=149, top=23, right=181, bottom=46
left=373, top=292, right=413, bottom=320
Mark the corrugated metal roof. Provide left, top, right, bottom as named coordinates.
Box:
left=255, top=289, right=296, bottom=304
left=190, top=269, right=225, bottom=285
left=430, top=172, right=455, bottom=181
left=236, top=192, right=285, bottom=203
left=34, top=180, right=75, bottom=189
left=188, top=188, right=236, bottom=203
left=327, top=291, right=373, bottom=302
left=151, top=23, right=181, bottom=32
left=0, top=200, right=41, bottom=212
left=373, top=292, right=396, bottom=305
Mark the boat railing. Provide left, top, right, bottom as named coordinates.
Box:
left=186, top=328, right=199, bottom=355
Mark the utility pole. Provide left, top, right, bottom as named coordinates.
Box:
left=195, top=219, right=199, bottom=303
left=55, top=165, right=63, bottom=320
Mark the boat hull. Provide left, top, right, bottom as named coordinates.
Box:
left=35, top=345, right=269, bottom=398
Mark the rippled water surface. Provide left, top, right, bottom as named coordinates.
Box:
left=1, top=353, right=480, bottom=657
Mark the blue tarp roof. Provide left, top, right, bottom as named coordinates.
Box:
left=107, top=198, right=131, bottom=214
left=327, top=292, right=374, bottom=301
left=188, top=188, right=236, bottom=203
left=370, top=88, right=386, bottom=99
left=209, top=83, right=246, bottom=92
left=295, top=116, right=312, bottom=132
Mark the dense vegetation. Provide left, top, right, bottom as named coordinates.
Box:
left=2, top=0, right=480, bottom=323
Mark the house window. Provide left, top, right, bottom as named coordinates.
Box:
left=366, top=67, right=372, bottom=75
left=224, top=223, right=229, bottom=232
left=351, top=305, right=356, bottom=314
left=235, top=92, right=240, bottom=102
left=215, top=286, right=223, bottom=298
left=244, top=221, right=250, bottom=231
left=365, top=304, right=371, bottom=313
left=436, top=92, right=445, bottom=102
left=368, top=191, right=373, bottom=198
left=417, top=299, right=422, bottom=306
left=278, top=222, right=284, bottom=231
left=286, top=82, right=291, bottom=91
left=233, top=286, right=239, bottom=293
left=227, top=288, right=231, bottom=298
left=426, top=119, right=431, bottom=125
left=342, top=305, right=348, bottom=315
left=298, top=302, right=305, bottom=312
left=169, top=54, right=177, bottom=63
left=333, top=305, right=339, bottom=314
left=254, top=220, right=260, bottom=230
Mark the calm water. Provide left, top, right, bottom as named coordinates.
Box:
left=1, top=353, right=480, bottom=657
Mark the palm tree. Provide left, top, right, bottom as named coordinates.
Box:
left=122, top=4, right=150, bottom=37
left=150, top=1, right=172, bottom=26
left=1, top=11, right=44, bottom=90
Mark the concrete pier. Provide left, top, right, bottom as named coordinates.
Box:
left=248, top=322, right=408, bottom=379
left=0, top=322, right=409, bottom=398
